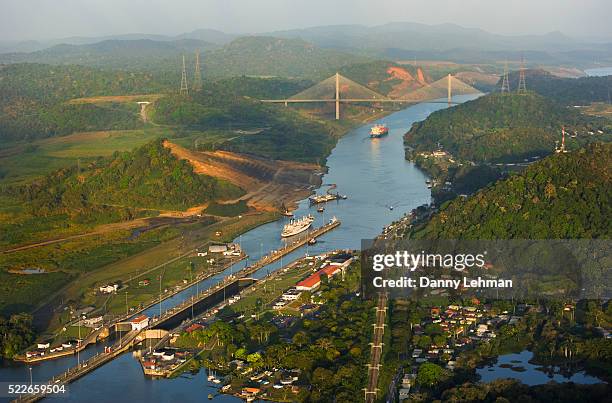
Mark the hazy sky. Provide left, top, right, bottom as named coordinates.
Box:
left=1, top=0, right=611, bottom=41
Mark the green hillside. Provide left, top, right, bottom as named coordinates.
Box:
left=505, top=69, right=612, bottom=106
left=150, top=87, right=338, bottom=163
left=412, top=143, right=611, bottom=239
left=201, top=36, right=368, bottom=80
left=0, top=63, right=167, bottom=141
left=7, top=139, right=242, bottom=216
left=0, top=63, right=166, bottom=103
left=405, top=92, right=610, bottom=162
left=0, top=39, right=217, bottom=75
left=1, top=36, right=369, bottom=81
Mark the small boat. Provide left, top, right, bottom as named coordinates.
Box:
left=341, top=194, right=348, bottom=200
left=308, top=238, right=317, bottom=245
left=317, top=206, right=325, bottom=213
left=208, top=393, right=213, bottom=399
left=212, top=378, right=222, bottom=384
left=389, top=205, right=394, bottom=211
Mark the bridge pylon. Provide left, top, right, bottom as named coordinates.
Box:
left=335, top=72, right=340, bottom=120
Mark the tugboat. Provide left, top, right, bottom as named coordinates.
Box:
left=370, top=124, right=389, bottom=138
left=280, top=203, right=294, bottom=217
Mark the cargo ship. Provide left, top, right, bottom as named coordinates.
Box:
left=281, top=215, right=314, bottom=238
left=370, top=124, right=389, bottom=138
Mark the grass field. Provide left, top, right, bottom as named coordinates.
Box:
left=0, top=126, right=242, bottom=185
left=583, top=102, right=612, bottom=119
left=0, top=127, right=168, bottom=184
left=14, top=211, right=277, bottom=333
left=231, top=261, right=314, bottom=316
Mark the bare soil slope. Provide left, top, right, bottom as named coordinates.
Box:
left=163, top=140, right=322, bottom=211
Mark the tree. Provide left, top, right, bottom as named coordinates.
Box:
left=417, top=362, right=448, bottom=388
left=292, top=331, right=310, bottom=347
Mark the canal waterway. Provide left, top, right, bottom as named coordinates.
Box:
left=1, top=95, right=481, bottom=401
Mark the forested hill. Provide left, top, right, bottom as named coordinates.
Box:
left=0, top=36, right=369, bottom=81
left=0, top=63, right=166, bottom=104
left=12, top=139, right=243, bottom=213
left=505, top=69, right=612, bottom=106
left=405, top=92, right=610, bottom=162
left=202, top=36, right=368, bottom=80
left=0, top=63, right=167, bottom=141
left=411, top=143, right=611, bottom=239
left=150, top=89, right=338, bottom=163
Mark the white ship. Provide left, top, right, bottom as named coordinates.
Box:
left=281, top=215, right=314, bottom=238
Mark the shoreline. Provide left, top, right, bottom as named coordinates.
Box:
left=7, top=105, right=401, bottom=361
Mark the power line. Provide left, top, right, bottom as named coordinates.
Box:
left=517, top=55, right=527, bottom=94
left=193, top=50, right=202, bottom=91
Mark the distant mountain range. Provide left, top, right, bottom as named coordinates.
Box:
left=0, top=36, right=369, bottom=80
left=2, top=22, right=611, bottom=67
left=0, top=28, right=235, bottom=53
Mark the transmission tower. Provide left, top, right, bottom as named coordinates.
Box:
left=179, top=55, right=189, bottom=96
left=517, top=56, right=527, bottom=94
left=501, top=60, right=511, bottom=93
left=193, top=50, right=202, bottom=91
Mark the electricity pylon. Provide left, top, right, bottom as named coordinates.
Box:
left=180, top=55, right=189, bottom=96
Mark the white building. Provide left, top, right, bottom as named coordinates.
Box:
left=130, top=315, right=149, bottom=331
left=99, top=284, right=118, bottom=294
left=208, top=244, right=228, bottom=254
left=83, top=316, right=103, bottom=327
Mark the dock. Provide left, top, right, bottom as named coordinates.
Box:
left=240, top=217, right=340, bottom=277
left=12, top=219, right=341, bottom=402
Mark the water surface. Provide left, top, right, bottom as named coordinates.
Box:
left=1, top=95, right=480, bottom=401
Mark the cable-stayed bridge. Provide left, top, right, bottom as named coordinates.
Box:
left=261, top=72, right=481, bottom=119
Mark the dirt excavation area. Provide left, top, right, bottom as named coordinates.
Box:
left=163, top=140, right=323, bottom=212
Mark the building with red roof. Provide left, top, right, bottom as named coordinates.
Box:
left=185, top=323, right=203, bottom=333
left=296, top=264, right=342, bottom=291
left=130, top=315, right=149, bottom=331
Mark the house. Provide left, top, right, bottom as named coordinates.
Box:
left=138, top=279, right=150, bottom=287
left=37, top=342, right=50, bottom=349
left=196, top=251, right=207, bottom=257
left=399, top=388, right=411, bottom=399
left=241, top=387, right=260, bottom=397
left=130, top=315, right=149, bottom=331
left=281, top=288, right=302, bottom=301
left=99, top=284, right=118, bottom=294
